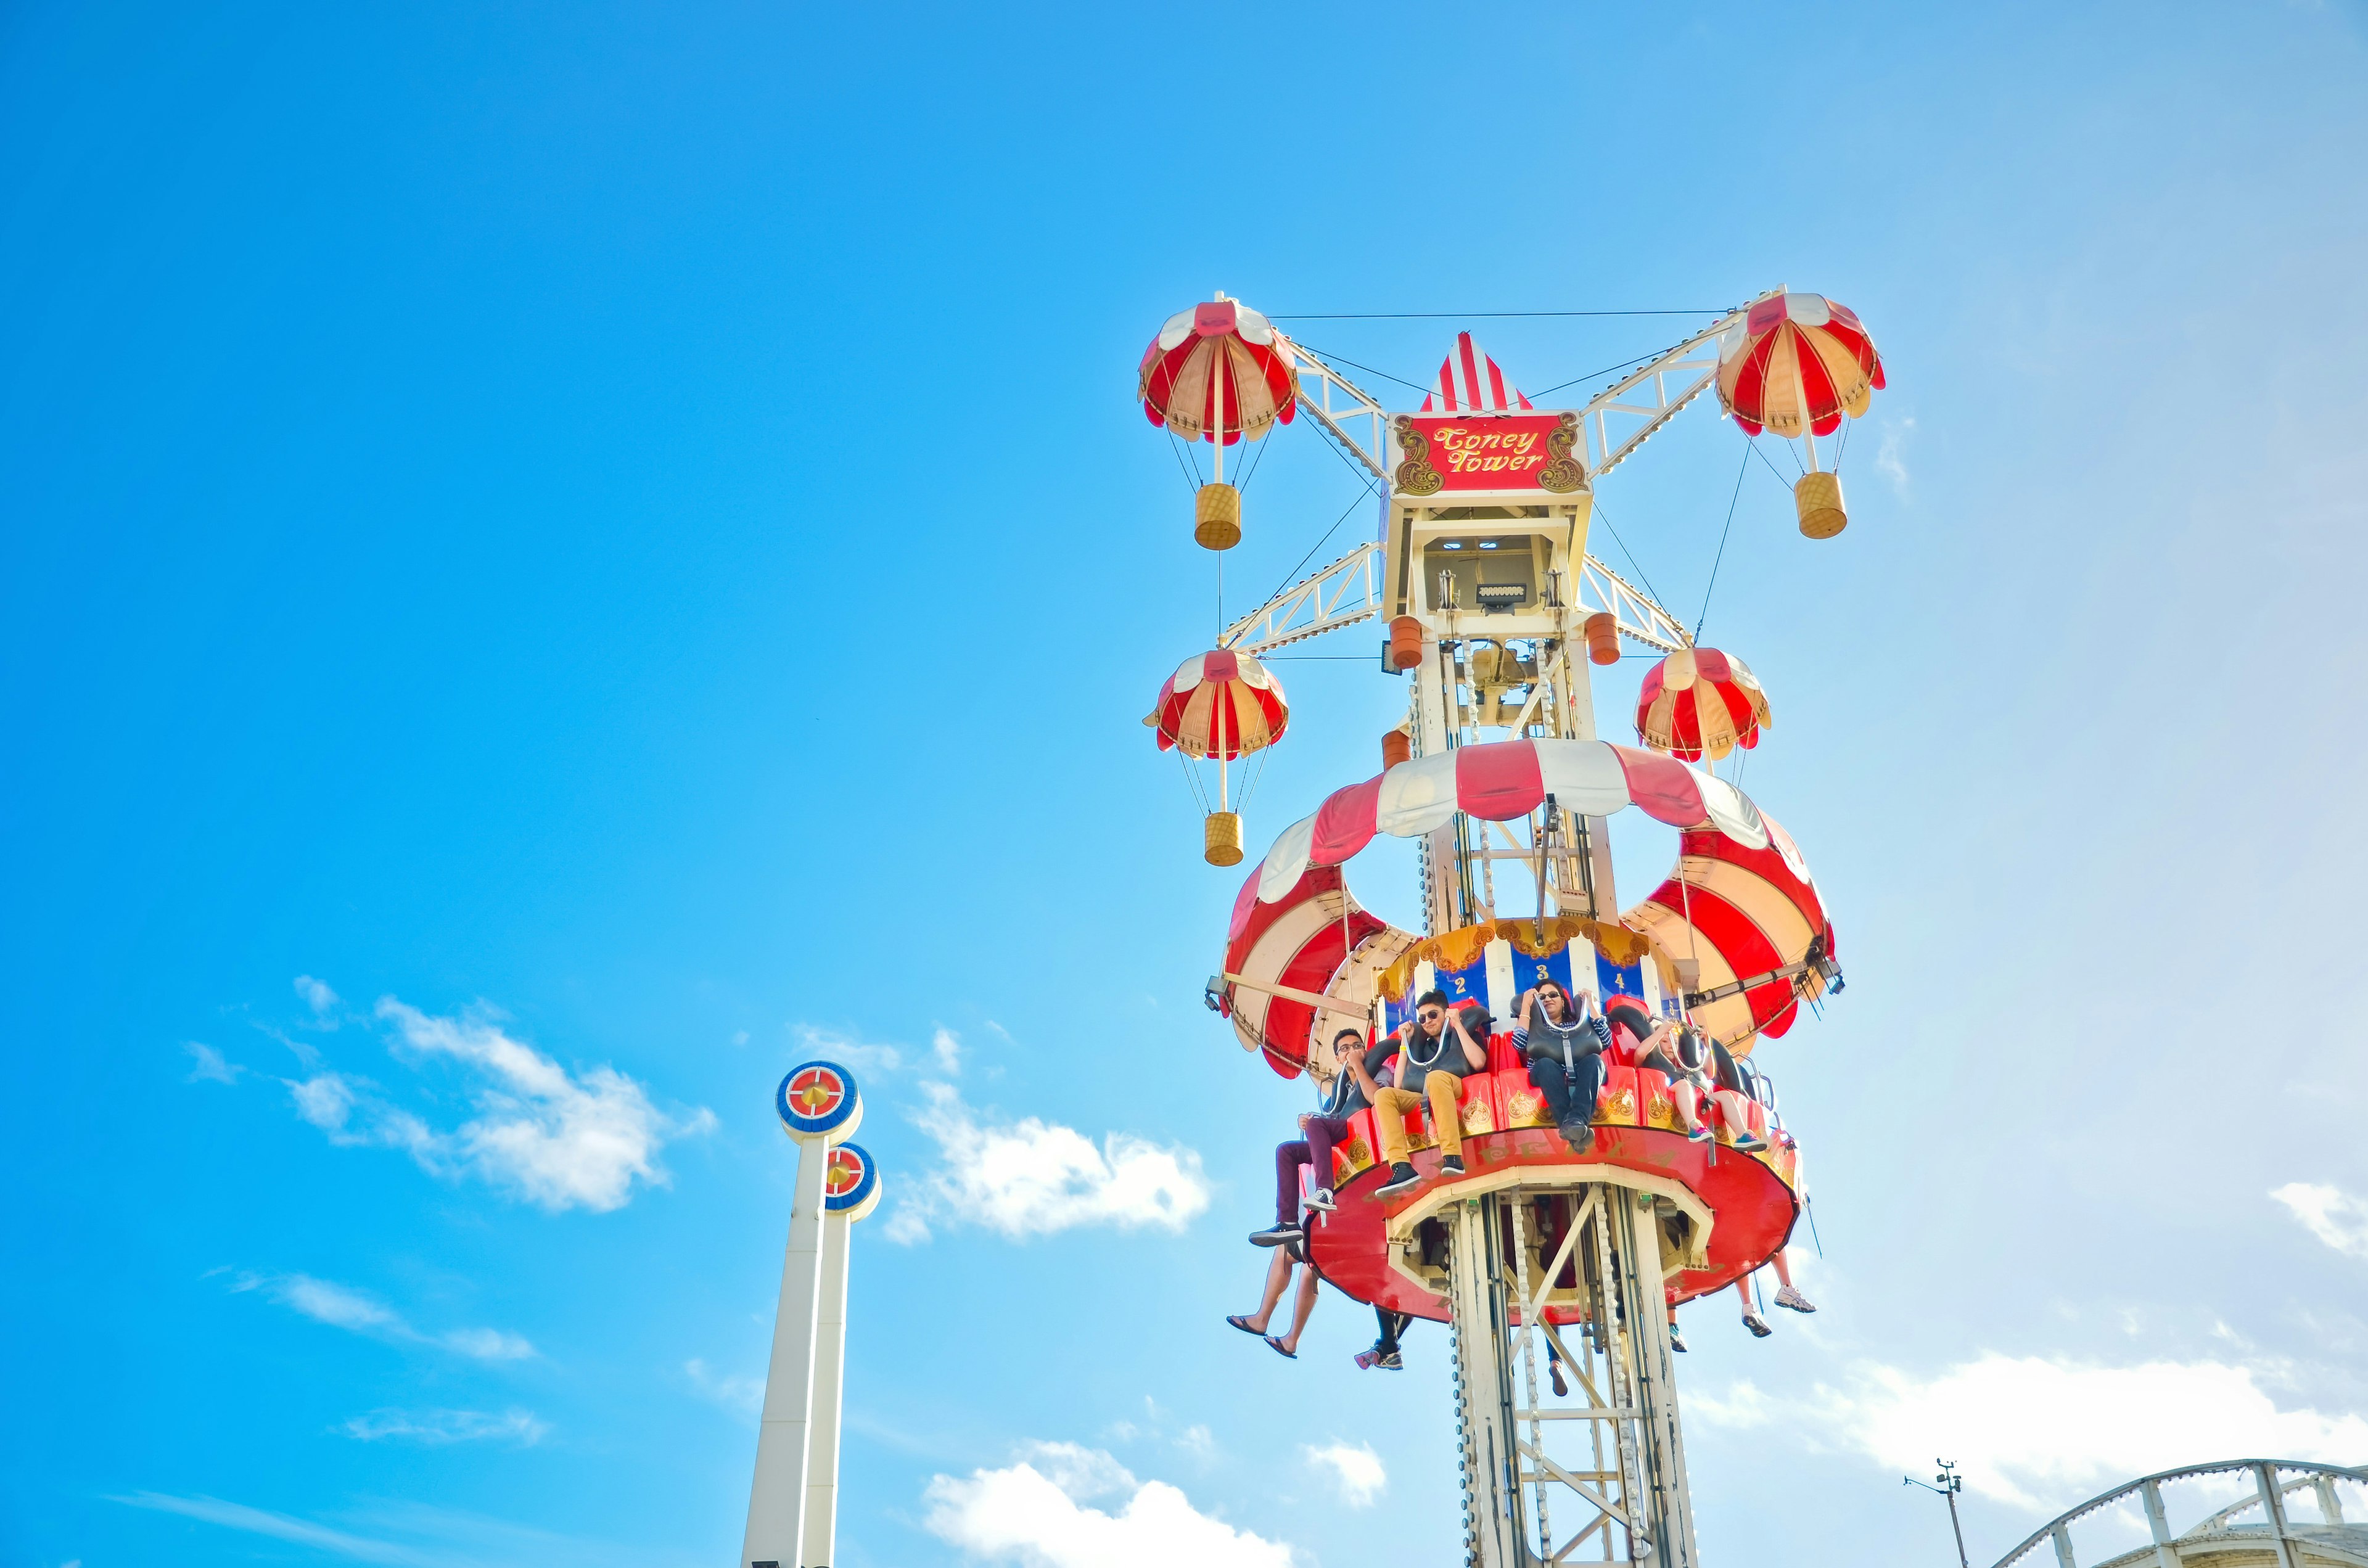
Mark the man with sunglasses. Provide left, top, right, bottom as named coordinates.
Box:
left=1350, top=988, right=1488, bottom=1199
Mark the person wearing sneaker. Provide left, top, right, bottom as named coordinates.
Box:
left=1704, top=1036, right=1770, bottom=1153
left=1355, top=1307, right=1411, bottom=1371
left=1252, top=1028, right=1391, bottom=1249
left=1732, top=1251, right=1818, bottom=1337
left=1512, top=979, right=1609, bottom=1151
left=1360, top=990, right=1488, bottom=1199
left=1609, top=999, right=1716, bottom=1144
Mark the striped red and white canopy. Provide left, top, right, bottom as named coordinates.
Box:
left=1626, top=818, right=1832, bottom=1050
left=1138, top=300, right=1300, bottom=445
left=1714, top=292, right=1885, bottom=439
left=1635, top=647, right=1773, bottom=762
left=1219, top=865, right=1406, bottom=1079
left=1248, top=738, right=1773, bottom=908
left=1146, top=648, right=1288, bottom=761
left=1420, top=332, right=1534, bottom=413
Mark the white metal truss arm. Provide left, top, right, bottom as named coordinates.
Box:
left=1225, top=543, right=1688, bottom=658
left=1225, top=542, right=1383, bottom=654
left=1575, top=290, right=1778, bottom=480
left=1574, top=555, right=1690, bottom=654
left=1285, top=343, right=1391, bottom=482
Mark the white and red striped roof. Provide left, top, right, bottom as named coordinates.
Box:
left=1626, top=819, right=1830, bottom=1049
left=1248, top=738, right=1774, bottom=908
left=1219, top=865, right=1405, bottom=1080
left=1420, top=332, right=1534, bottom=414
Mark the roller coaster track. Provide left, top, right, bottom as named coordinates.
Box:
left=1992, top=1460, right=2368, bottom=1568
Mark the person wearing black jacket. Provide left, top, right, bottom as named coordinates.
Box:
left=1513, top=979, right=1608, bottom=1151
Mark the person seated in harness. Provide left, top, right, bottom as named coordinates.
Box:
left=1512, top=978, right=1609, bottom=1152
left=1603, top=999, right=1716, bottom=1143
left=1350, top=988, right=1488, bottom=1199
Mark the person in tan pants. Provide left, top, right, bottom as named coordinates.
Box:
left=1346, top=988, right=1487, bottom=1198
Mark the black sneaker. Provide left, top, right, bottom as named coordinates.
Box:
left=1742, top=1311, right=1772, bottom=1339
left=1438, top=1153, right=1467, bottom=1178
left=1248, top=1223, right=1302, bottom=1247
left=1550, top=1362, right=1569, bottom=1398
left=1375, top=1162, right=1423, bottom=1198
left=1558, top=1119, right=1592, bottom=1151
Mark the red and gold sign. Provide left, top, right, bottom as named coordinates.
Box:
left=1392, top=412, right=1585, bottom=496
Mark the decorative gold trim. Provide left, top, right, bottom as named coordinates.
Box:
left=1597, top=1088, right=1636, bottom=1124
left=1537, top=412, right=1585, bottom=492
left=1460, top=1099, right=1495, bottom=1136
left=1392, top=417, right=1443, bottom=496
left=1376, top=917, right=1659, bottom=1001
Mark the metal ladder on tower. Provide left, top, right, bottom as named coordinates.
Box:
left=1439, top=1183, right=1703, bottom=1567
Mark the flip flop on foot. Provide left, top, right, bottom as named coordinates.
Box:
left=1264, top=1336, right=1297, bottom=1360
left=1225, top=1314, right=1265, bottom=1337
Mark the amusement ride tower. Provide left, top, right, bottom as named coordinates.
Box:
left=1141, top=292, right=1878, bottom=1566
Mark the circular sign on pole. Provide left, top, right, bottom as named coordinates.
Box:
left=776, top=1061, right=863, bottom=1144
left=823, top=1142, right=881, bottom=1223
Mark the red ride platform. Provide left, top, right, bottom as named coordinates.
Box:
left=1303, top=1041, right=1802, bottom=1323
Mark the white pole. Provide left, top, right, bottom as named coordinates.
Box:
left=799, top=1212, right=852, bottom=1568
left=742, top=1138, right=829, bottom=1567
left=1211, top=339, right=1225, bottom=485
left=1795, top=332, right=1820, bottom=474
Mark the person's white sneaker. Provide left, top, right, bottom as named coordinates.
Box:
left=1774, top=1284, right=1817, bottom=1314
left=1304, top=1188, right=1337, bottom=1213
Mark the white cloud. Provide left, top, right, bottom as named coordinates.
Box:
left=1875, top=416, right=1914, bottom=495
left=924, top=1443, right=1293, bottom=1567
left=933, top=1027, right=964, bottom=1074
left=437, top=1327, right=535, bottom=1361
left=2272, top=1182, right=2368, bottom=1258
left=108, top=1495, right=431, bottom=1567
left=885, top=1082, right=1209, bottom=1244
left=340, top=1408, right=547, bottom=1445
left=228, top=1272, right=535, bottom=1361
left=1806, top=1353, right=2368, bottom=1507
left=1685, top=1380, right=1777, bottom=1429
left=273, top=981, right=715, bottom=1215
left=295, top=975, right=341, bottom=1018
left=1302, top=1440, right=1385, bottom=1507
left=686, top=1357, right=765, bottom=1417
left=284, top=1071, right=442, bottom=1162
left=377, top=997, right=715, bottom=1213
left=184, top=1041, right=243, bottom=1084
left=791, top=1023, right=905, bottom=1075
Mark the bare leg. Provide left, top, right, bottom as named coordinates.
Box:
left=1734, top=1276, right=1755, bottom=1317
left=1241, top=1247, right=1293, bottom=1333
left=1770, top=1248, right=1817, bottom=1312
left=1671, top=1080, right=1706, bottom=1133
left=1273, top=1264, right=1321, bottom=1353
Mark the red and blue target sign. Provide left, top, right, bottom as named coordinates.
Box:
left=776, top=1061, right=863, bottom=1141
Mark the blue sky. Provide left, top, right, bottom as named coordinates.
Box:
left=7, top=2, right=2368, bottom=1564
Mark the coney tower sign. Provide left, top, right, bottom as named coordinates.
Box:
left=742, top=1061, right=881, bottom=1568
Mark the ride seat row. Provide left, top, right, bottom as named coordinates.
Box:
left=1326, top=1023, right=1782, bottom=1189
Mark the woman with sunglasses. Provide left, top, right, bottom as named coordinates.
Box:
left=1513, top=978, right=1609, bottom=1151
